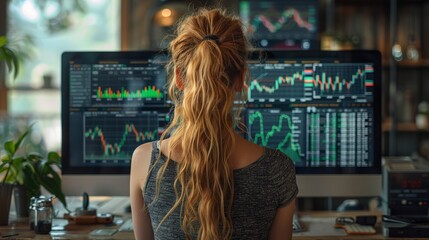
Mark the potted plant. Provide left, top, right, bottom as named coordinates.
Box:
left=0, top=35, right=20, bottom=226
left=1, top=127, right=70, bottom=225
left=1, top=126, right=69, bottom=219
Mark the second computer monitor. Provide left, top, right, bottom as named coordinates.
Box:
left=244, top=50, right=382, bottom=196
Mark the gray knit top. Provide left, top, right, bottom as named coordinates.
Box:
left=143, top=141, right=298, bottom=240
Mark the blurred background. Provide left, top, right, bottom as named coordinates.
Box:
left=0, top=0, right=429, bottom=161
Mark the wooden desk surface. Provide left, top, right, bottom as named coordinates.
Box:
left=1, top=218, right=134, bottom=239
left=1, top=197, right=428, bottom=239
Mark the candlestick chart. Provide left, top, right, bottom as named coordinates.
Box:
left=306, top=64, right=374, bottom=97
left=248, top=63, right=374, bottom=101
left=84, top=113, right=159, bottom=162
left=248, top=64, right=306, bottom=101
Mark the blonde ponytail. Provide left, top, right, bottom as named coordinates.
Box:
left=157, top=8, right=248, bottom=239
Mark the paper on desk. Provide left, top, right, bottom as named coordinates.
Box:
left=293, top=216, right=347, bottom=237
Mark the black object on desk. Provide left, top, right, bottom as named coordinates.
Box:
left=383, top=221, right=429, bottom=238
left=355, top=216, right=377, bottom=226
left=381, top=157, right=429, bottom=237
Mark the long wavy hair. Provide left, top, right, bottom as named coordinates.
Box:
left=155, top=8, right=248, bottom=240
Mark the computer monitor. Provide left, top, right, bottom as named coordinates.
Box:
left=239, top=0, right=319, bottom=49
left=61, top=51, right=171, bottom=196
left=61, top=50, right=382, bottom=197
left=245, top=50, right=382, bottom=197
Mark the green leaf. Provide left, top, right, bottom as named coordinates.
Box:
left=12, top=56, right=19, bottom=79
left=40, top=176, right=68, bottom=210
left=3, top=48, right=13, bottom=70
left=15, top=172, right=24, bottom=184
left=0, top=36, right=20, bottom=79
left=11, top=156, right=25, bottom=167
left=5, top=48, right=19, bottom=79
left=0, top=48, right=11, bottom=68
left=1, top=155, right=10, bottom=162
left=22, top=161, right=36, bottom=173
left=0, top=164, right=8, bottom=173
left=0, top=36, right=6, bottom=47
left=28, top=153, right=43, bottom=162
left=15, top=126, right=32, bottom=150
left=4, top=140, right=16, bottom=156
left=23, top=169, right=40, bottom=190
left=47, top=152, right=61, bottom=164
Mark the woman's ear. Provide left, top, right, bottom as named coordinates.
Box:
left=175, top=67, right=184, bottom=90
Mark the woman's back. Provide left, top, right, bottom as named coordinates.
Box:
left=144, top=141, right=298, bottom=239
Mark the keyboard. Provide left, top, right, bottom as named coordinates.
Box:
left=118, top=218, right=133, bottom=232
left=337, top=223, right=376, bottom=235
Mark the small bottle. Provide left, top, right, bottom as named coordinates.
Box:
left=416, top=101, right=429, bottom=129
left=406, top=34, right=420, bottom=62
left=28, top=196, right=38, bottom=230
left=34, top=197, right=54, bottom=234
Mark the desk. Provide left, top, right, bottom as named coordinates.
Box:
left=1, top=197, right=428, bottom=239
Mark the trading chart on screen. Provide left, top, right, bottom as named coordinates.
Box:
left=65, top=52, right=171, bottom=166
left=240, top=0, right=319, bottom=49
left=244, top=54, right=378, bottom=170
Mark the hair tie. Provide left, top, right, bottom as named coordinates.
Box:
left=202, top=34, right=220, bottom=44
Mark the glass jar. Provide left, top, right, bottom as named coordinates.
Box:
left=28, top=196, right=38, bottom=230
left=34, top=197, right=53, bottom=234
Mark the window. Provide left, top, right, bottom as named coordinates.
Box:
left=6, top=0, right=120, bottom=151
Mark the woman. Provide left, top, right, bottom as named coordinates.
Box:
left=130, top=8, right=298, bottom=240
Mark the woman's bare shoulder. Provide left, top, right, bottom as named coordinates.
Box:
left=131, top=141, right=155, bottom=169
left=133, top=142, right=153, bottom=156
left=130, top=141, right=156, bottom=190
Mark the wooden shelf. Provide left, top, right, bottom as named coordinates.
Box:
left=7, top=87, right=60, bottom=91
left=382, top=59, right=429, bottom=68
left=382, top=120, right=429, bottom=132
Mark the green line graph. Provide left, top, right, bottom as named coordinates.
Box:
left=248, top=110, right=303, bottom=163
